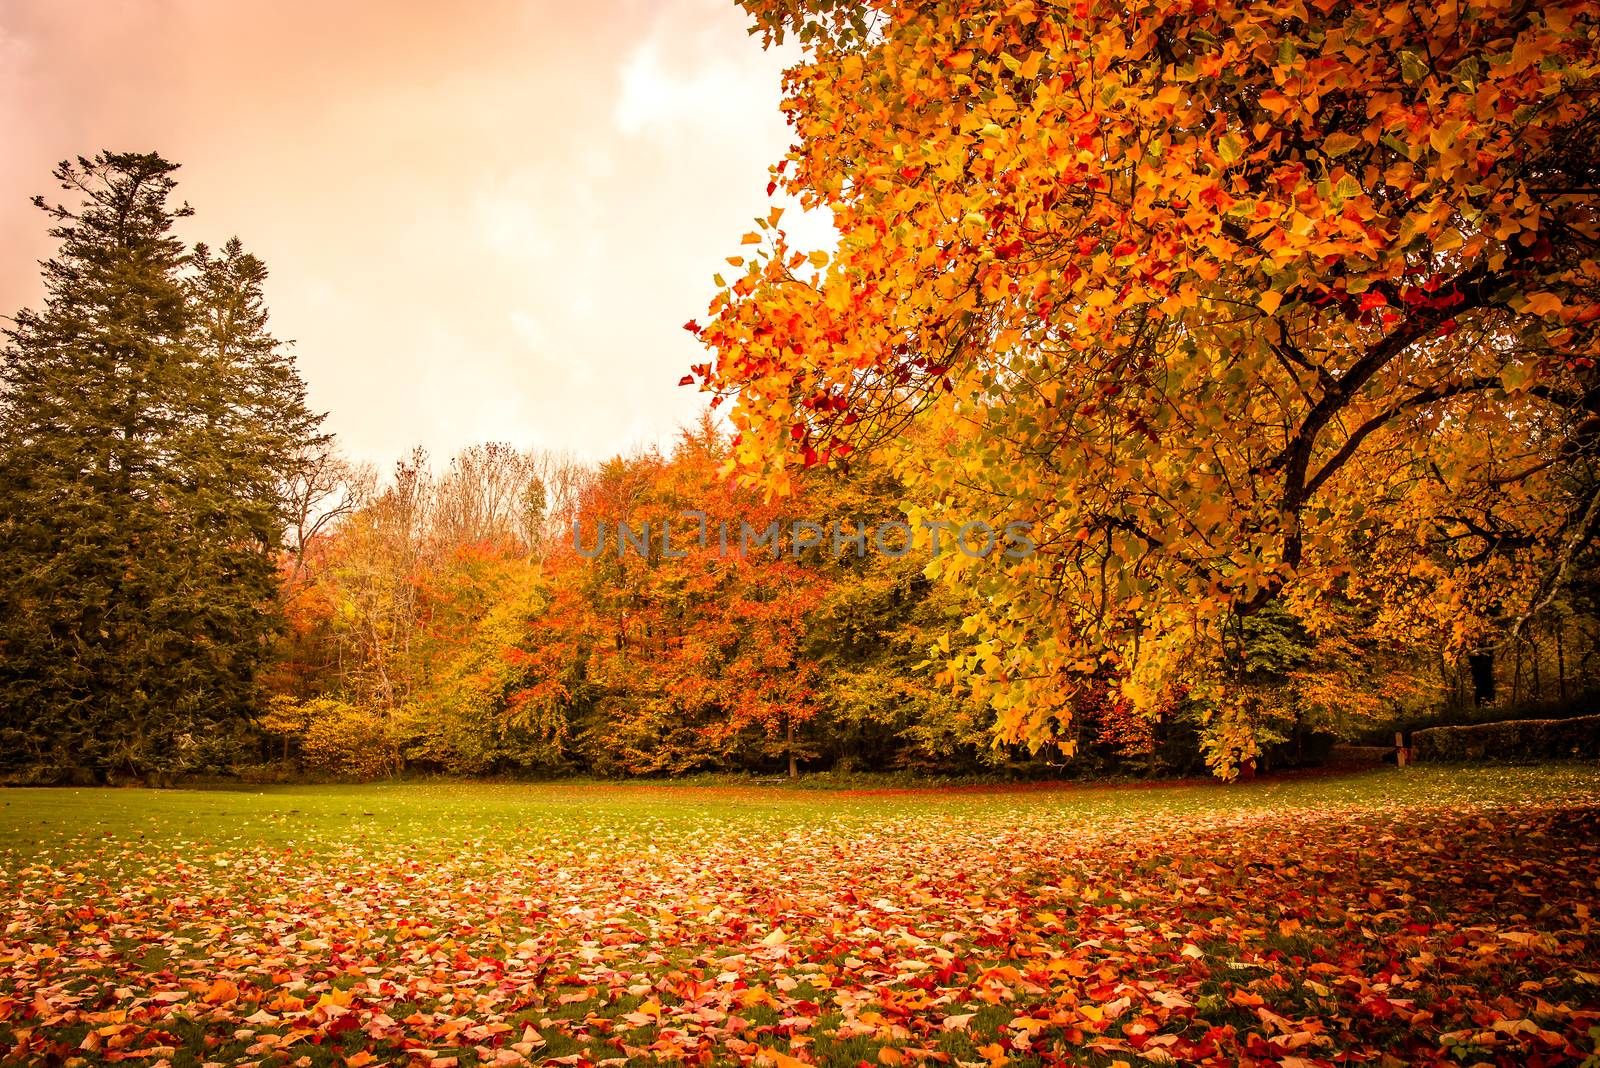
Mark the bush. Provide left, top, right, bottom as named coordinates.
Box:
left=1353, top=690, right=1600, bottom=745
left=293, top=698, right=403, bottom=779
left=232, top=762, right=301, bottom=784
left=1412, top=714, right=1600, bottom=762
left=1264, top=730, right=1337, bottom=770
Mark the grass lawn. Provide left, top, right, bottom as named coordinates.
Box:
left=1, top=765, right=1597, bottom=1066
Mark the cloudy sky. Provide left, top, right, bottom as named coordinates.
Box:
left=0, top=0, right=832, bottom=466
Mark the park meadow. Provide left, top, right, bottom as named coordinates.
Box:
left=3, top=767, right=1600, bottom=1065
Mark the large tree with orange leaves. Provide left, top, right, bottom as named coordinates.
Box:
left=693, top=0, right=1600, bottom=773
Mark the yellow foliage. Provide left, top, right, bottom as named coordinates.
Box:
left=694, top=0, right=1600, bottom=770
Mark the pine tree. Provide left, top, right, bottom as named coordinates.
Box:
left=179, top=239, right=329, bottom=749
left=0, top=152, right=325, bottom=782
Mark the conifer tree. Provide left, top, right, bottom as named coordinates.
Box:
left=0, top=152, right=324, bottom=781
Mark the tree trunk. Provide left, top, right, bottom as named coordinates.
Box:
left=1469, top=651, right=1496, bottom=706
left=786, top=715, right=797, bottom=779
left=1510, top=640, right=1523, bottom=707
left=1557, top=623, right=1568, bottom=701
left=1530, top=632, right=1542, bottom=702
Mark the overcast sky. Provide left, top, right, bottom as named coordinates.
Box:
left=0, top=0, right=833, bottom=467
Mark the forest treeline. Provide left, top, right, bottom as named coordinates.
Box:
left=251, top=418, right=1599, bottom=782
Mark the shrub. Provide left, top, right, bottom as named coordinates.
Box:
left=1412, top=714, right=1600, bottom=763
left=293, top=698, right=403, bottom=779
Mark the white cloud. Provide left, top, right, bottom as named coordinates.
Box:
left=613, top=35, right=768, bottom=140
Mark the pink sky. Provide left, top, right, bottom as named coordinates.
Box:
left=0, top=0, right=832, bottom=466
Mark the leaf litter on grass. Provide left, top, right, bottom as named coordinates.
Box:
left=1, top=769, right=1598, bottom=1066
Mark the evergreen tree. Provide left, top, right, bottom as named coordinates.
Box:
left=0, top=152, right=324, bottom=782
left=180, top=238, right=328, bottom=746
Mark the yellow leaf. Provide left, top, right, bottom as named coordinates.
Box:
left=742, top=232, right=763, bottom=245
left=1429, top=123, right=1461, bottom=156
left=1323, top=132, right=1361, bottom=157
left=808, top=251, right=829, bottom=268
left=1258, top=290, right=1284, bottom=315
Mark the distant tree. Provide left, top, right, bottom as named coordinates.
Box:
left=281, top=444, right=375, bottom=588
left=433, top=442, right=547, bottom=552
left=0, top=152, right=325, bottom=782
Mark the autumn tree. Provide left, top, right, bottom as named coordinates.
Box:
left=282, top=443, right=375, bottom=585
left=269, top=448, right=375, bottom=702
left=434, top=442, right=550, bottom=553
left=557, top=422, right=831, bottom=776
left=0, top=152, right=324, bottom=781
left=694, top=0, right=1600, bottom=775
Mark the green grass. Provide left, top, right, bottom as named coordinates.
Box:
left=2, top=763, right=1596, bottom=862
left=2, top=764, right=1597, bottom=1067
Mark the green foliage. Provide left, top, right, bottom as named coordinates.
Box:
left=0, top=152, right=323, bottom=782
left=1237, top=603, right=1314, bottom=681
left=805, top=555, right=995, bottom=771
left=1188, top=602, right=1442, bottom=777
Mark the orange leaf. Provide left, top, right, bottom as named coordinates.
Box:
left=203, top=978, right=238, bottom=1005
